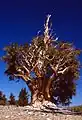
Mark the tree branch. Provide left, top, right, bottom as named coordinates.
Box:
left=58, top=66, right=69, bottom=74
left=46, top=55, right=55, bottom=61
left=50, top=57, right=64, bottom=72
left=14, top=74, right=28, bottom=82
left=22, top=65, right=30, bottom=73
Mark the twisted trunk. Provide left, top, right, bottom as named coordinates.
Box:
left=27, top=75, right=55, bottom=106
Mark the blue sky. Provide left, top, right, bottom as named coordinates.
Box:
left=0, top=0, right=82, bottom=105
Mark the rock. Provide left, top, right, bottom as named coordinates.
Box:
left=5, top=116, right=9, bottom=118
left=46, top=118, right=51, bottom=120
left=28, top=112, right=33, bottom=115
left=42, top=101, right=57, bottom=108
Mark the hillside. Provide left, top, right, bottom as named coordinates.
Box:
left=0, top=105, right=82, bottom=120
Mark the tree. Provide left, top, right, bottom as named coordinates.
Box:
left=0, top=91, right=7, bottom=105
left=9, top=93, right=16, bottom=105
left=2, top=15, right=81, bottom=106
left=71, top=105, right=82, bottom=112
left=18, top=88, right=28, bottom=106
left=0, top=91, right=3, bottom=100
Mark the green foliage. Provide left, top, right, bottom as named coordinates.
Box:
left=51, top=71, right=77, bottom=105
left=18, top=88, right=28, bottom=106
left=9, top=93, right=16, bottom=105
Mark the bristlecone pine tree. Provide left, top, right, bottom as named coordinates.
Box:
left=9, top=93, right=16, bottom=105
left=2, top=15, right=81, bottom=106
left=18, top=88, right=28, bottom=106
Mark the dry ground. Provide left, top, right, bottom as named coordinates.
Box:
left=0, top=106, right=82, bottom=120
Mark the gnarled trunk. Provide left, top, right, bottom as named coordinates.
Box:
left=27, top=76, right=54, bottom=107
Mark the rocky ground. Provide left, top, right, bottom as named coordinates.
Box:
left=0, top=105, right=82, bottom=120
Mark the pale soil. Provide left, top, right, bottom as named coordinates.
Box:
left=0, top=106, right=82, bottom=120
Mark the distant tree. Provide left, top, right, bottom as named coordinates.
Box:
left=2, top=15, right=82, bottom=106
left=2, top=94, right=7, bottom=105
left=18, top=88, right=28, bottom=106
left=0, top=91, right=7, bottom=105
left=0, top=91, right=3, bottom=100
left=9, top=93, right=16, bottom=105
left=71, top=105, right=82, bottom=112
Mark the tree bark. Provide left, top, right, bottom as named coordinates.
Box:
left=27, top=77, right=53, bottom=106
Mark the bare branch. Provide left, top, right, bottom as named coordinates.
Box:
left=50, top=58, right=64, bottom=72
left=25, top=59, right=31, bottom=66
left=31, top=61, right=38, bottom=71
left=22, top=65, right=30, bottom=73
left=52, top=37, right=58, bottom=42
left=44, top=14, right=51, bottom=39
left=43, top=14, right=51, bottom=51
left=58, top=66, right=69, bottom=74
left=46, top=55, right=55, bottom=61
left=14, top=74, right=28, bottom=82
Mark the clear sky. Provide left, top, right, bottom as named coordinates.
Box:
left=0, top=0, right=82, bottom=105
